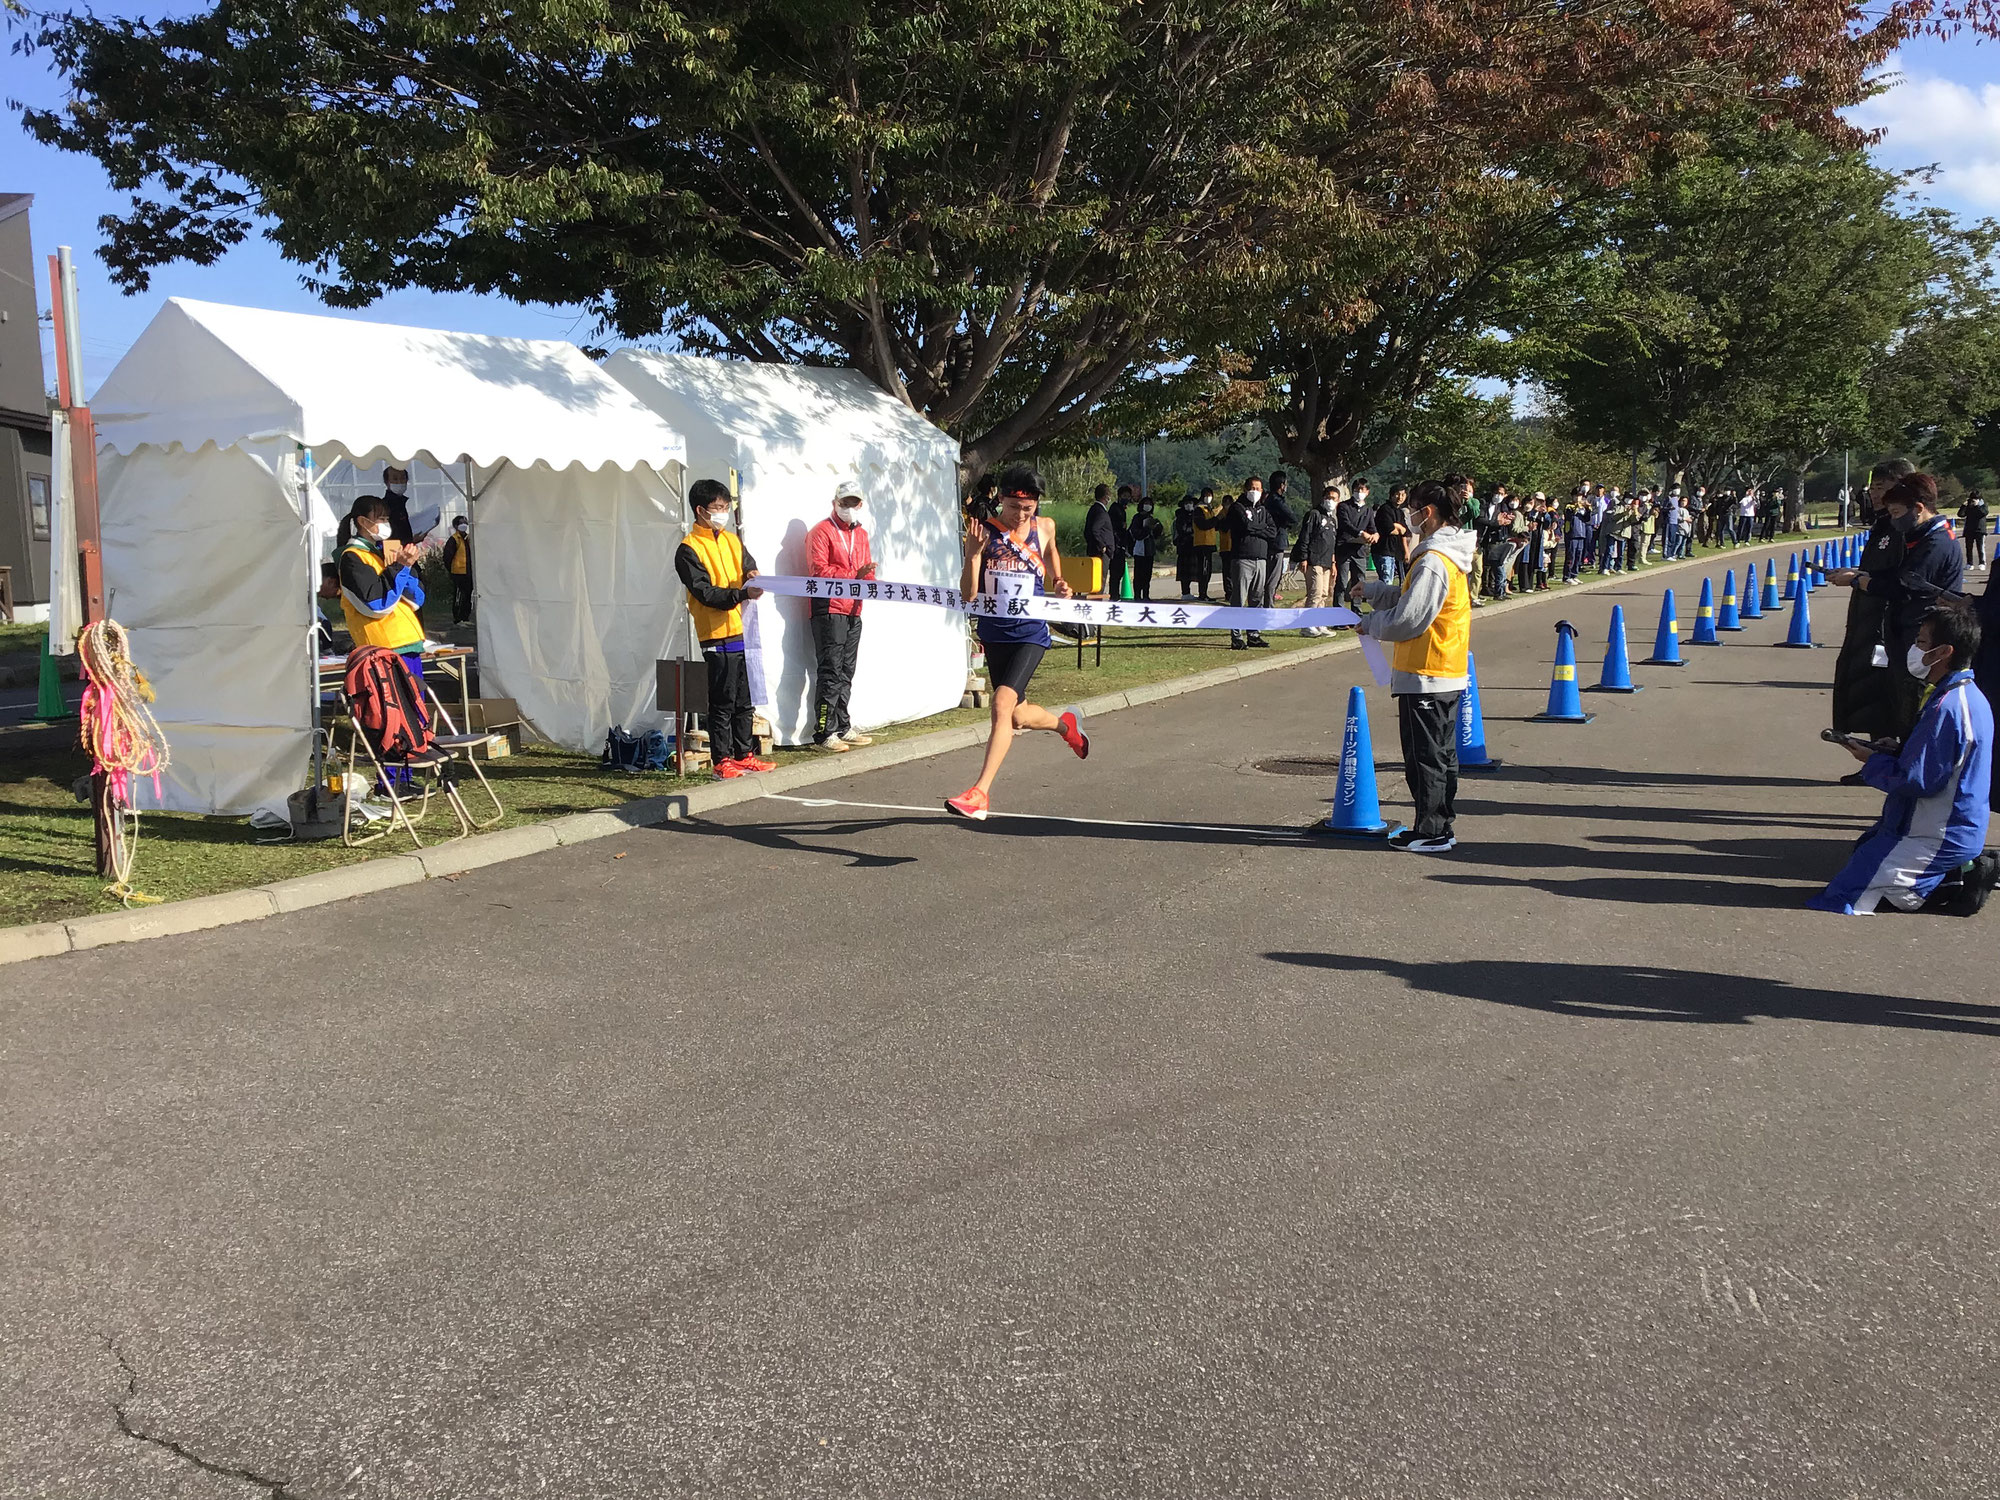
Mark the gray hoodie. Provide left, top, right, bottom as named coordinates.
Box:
left=1356, top=525, right=1477, bottom=694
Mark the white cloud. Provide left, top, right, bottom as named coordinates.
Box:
left=1848, top=72, right=2000, bottom=211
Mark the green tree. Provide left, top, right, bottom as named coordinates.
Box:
left=1864, top=217, right=2000, bottom=471
left=26, top=0, right=1945, bottom=485
left=1538, top=126, right=1945, bottom=525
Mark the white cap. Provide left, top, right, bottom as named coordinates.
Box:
left=834, top=480, right=864, bottom=504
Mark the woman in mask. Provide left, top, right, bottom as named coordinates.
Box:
left=336, top=494, right=429, bottom=686
left=947, top=465, right=1089, bottom=820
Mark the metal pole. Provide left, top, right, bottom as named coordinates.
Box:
left=1139, top=438, right=1148, bottom=496
left=302, top=444, right=324, bottom=817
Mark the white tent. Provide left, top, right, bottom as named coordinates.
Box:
left=91, top=298, right=688, bottom=814
left=603, top=350, right=966, bottom=745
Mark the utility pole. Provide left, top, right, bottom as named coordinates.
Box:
left=48, top=247, right=111, bottom=875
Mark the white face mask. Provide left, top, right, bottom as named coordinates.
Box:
left=837, top=504, right=864, bottom=525
left=385, top=480, right=407, bottom=496
left=703, top=509, right=732, bottom=531
left=370, top=520, right=392, bottom=541
left=1245, top=490, right=1263, bottom=505
left=1907, top=644, right=1940, bottom=680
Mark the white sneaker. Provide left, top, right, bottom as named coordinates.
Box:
left=1401, top=834, right=1457, bottom=854
left=837, top=730, right=875, bottom=747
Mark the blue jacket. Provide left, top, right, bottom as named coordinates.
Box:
left=1871, top=516, right=1964, bottom=650
left=1810, top=669, right=1993, bottom=914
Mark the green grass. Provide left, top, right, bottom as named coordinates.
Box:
left=0, top=521, right=1849, bottom=929
left=0, top=621, right=50, bottom=658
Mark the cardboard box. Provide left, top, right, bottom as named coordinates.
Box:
left=465, top=697, right=520, bottom=732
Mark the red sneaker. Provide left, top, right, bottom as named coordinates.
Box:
left=1056, top=708, right=1089, bottom=760
left=711, top=758, right=751, bottom=780
left=945, top=787, right=990, bottom=821
left=738, top=754, right=778, bottom=773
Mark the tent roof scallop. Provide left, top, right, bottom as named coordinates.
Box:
left=90, top=297, right=687, bottom=473
left=603, top=349, right=959, bottom=477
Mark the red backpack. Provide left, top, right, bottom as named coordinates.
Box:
left=343, top=646, right=434, bottom=763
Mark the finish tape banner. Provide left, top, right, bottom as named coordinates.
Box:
left=752, top=574, right=1361, bottom=634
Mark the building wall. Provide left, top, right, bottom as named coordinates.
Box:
left=0, top=197, right=53, bottom=607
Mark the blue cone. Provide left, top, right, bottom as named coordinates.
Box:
left=1589, top=605, right=1642, bottom=693
left=1761, top=559, right=1781, bottom=611
left=1458, top=653, right=1501, bottom=771
left=1325, top=685, right=1398, bottom=836
left=1689, top=577, right=1720, bottom=645
left=1534, top=621, right=1595, bottom=723
left=1800, top=551, right=1816, bottom=594
left=1781, top=576, right=1817, bottom=648
left=1641, top=589, right=1685, bottom=665
left=1717, top=568, right=1743, bottom=631
left=1811, top=545, right=1827, bottom=586
left=1739, top=563, right=1763, bottom=620
left=1782, top=552, right=1800, bottom=600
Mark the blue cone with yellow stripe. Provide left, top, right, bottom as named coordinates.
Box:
left=1689, top=577, right=1720, bottom=645
left=1533, top=621, right=1595, bottom=723
left=1642, top=588, right=1686, bottom=666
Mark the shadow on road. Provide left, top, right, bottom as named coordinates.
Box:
left=1452, top=798, right=1873, bottom=830
left=1438, top=834, right=1843, bottom=879
left=1514, top=766, right=1831, bottom=791
left=1426, top=870, right=1811, bottom=910
left=1265, top=953, right=2000, bottom=1037
left=681, top=811, right=1321, bottom=859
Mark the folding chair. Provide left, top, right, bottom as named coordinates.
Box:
left=339, top=661, right=505, bottom=849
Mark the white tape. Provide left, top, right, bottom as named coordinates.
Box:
left=752, top=574, right=1359, bottom=633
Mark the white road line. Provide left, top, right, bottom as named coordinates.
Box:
left=761, top=793, right=1313, bottom=838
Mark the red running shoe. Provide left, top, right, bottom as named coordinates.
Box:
left=737, top=754, right=778, bottom=773
left=712, top=758, right=751, bottom=780
left=945, top=787, right=990, bottom=821
left=1056, top=708, right=1090, bottom=760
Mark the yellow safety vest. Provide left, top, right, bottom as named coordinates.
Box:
left=685, top=525, right=747, bottom=643
left=339, top=542, right=425, bottom=652
left=1391, top=549, right=1471, bottom=681
left=1194, top=507, right=1220, bottom=547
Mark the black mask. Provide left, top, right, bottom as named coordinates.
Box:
left=1890, top=509, right=1920, bottom=535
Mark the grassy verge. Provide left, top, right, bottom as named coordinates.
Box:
left=1, top=621, right=50, bottom=657
left=0, top=525, right=1841, bottom=929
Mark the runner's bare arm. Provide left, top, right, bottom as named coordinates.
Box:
left=1040, top=519, right=1075, bottom=598
left=960, top=521, right=985, bottom=599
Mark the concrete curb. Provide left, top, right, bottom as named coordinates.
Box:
left=0, top=532, right=1829, bottom=966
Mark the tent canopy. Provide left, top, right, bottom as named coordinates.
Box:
left=92, top=298, right=687, bottom=474
left=91, top=298, right=691, bottom=815
left=604, top=349, right=967, bottom=746
left=603, top=350, right=959, bottom=479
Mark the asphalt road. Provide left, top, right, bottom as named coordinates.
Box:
left=7, top=550, right=1998, bottom=1500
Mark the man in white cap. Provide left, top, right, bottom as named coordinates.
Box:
left=806, top=481, right=876, bottom=751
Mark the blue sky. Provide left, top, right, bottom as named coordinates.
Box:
left=1, top=20, right=1993, bottom=396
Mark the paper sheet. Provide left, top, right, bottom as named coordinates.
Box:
left=1359, top=632, right=1392, bottom=687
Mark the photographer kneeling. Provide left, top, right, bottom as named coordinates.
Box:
left=1810, top=598, right=1995, bottom=916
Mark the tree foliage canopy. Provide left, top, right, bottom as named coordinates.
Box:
left=1537, top=121, right=1998, bottom=511
left=22, top=0, right=1999, bottom=480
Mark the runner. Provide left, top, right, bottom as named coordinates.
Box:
left=946, top=465, right=1090, bottom=820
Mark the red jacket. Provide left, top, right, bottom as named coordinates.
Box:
left=807, top=515, right=873, bottom=616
